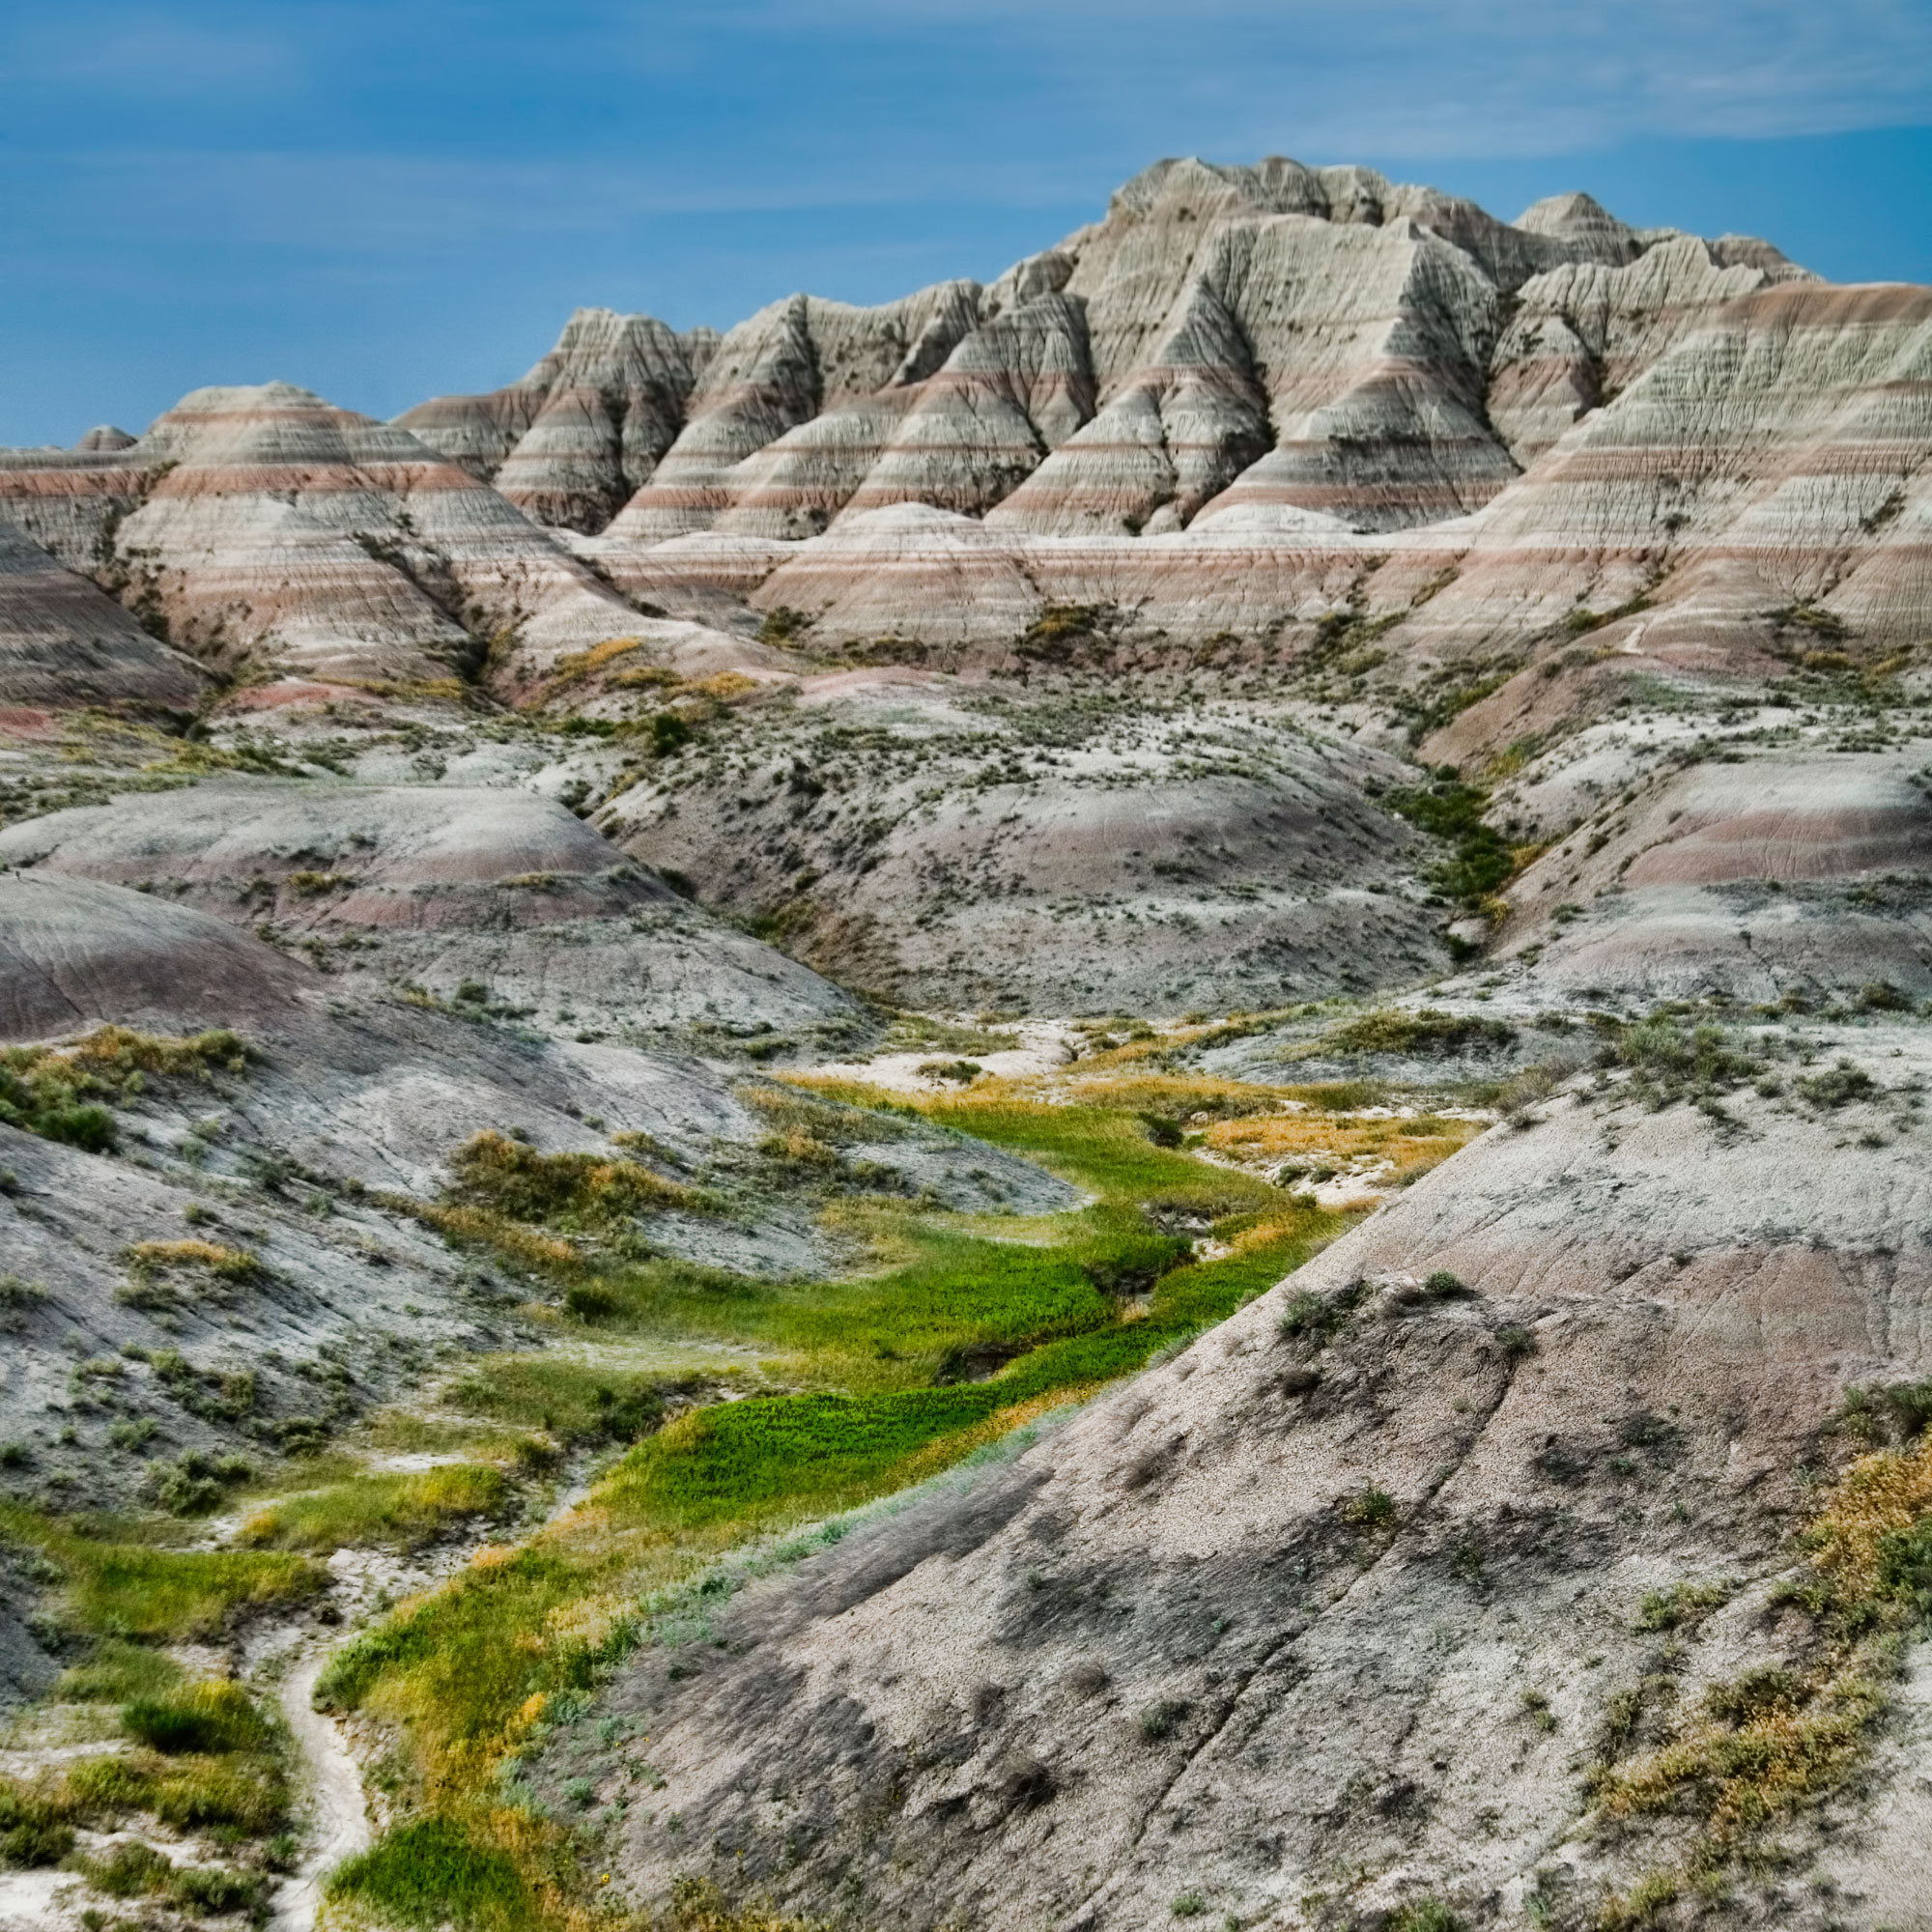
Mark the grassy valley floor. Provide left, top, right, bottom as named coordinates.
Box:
left=0, top=1028, right=1489, bottom=1931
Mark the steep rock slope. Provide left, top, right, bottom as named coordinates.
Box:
left=423, top=156, right=1804, bottom=555
left=608, top=281, right=1008, bottom=541
left=397, top=307, right=721, bottom=530
left=0, top=384, right=739, bottom=697
left=1396, top=281, right=1932, bottom=666
left=0, top=154, right=1853, bottom=720
left=568, top=1032, right=1932, bottom=1931
left=0, top=517, right=205, bottom=709
left=635, top=272, right=1924, bottom=664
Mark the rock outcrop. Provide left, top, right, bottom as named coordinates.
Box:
left=398, top=155, right=1811, bottom=556
left=397, top=307, right=720, bottom=530
left=0, top=517, right=204, bottom=709
left=1, top=153, right=1874, bottom=719
left=0, top=382, right=719, bottom=695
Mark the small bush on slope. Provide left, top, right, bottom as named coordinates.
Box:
left=0, top=1026, right=251, bottom=1154
left=1590, top=1433, right=1932, bottom=1891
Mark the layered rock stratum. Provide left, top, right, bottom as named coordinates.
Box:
left=2, top=154, right=1931, bottom=1932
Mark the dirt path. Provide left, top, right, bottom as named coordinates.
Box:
left=264, top=1467, right=607, bottom=1931
left=270, top=1650, right=371, bottom=1932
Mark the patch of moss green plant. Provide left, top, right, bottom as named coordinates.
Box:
left=0, top=1502, right=322, bottom=1641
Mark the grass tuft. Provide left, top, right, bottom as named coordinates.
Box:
left=238, top=1463, right=506, bottom=1554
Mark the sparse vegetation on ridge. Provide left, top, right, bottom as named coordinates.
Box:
left=0, top=1024, right=251, bottom=1152
left=1586, top=1430, right=1932, bottom=1903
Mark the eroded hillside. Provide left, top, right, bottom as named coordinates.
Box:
left=0, top=152, right=1929, bottom=1932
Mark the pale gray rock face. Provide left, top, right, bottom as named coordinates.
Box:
left=554, top=1024, right=1932, bottom=1932
left=1491, top=748, right=1932, bottom=1003
left=1406, top=281, right=1932, bottom=661
left=398, top=307, right=716, bottom=532
left=0, top=868, right=767, bottom=1508
left=1487, top=234, right=1816, bottom=466
left=0, top=776, right=863, bottom=1045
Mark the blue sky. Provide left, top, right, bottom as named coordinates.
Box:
left=2, top=0, right=1929, bottom=445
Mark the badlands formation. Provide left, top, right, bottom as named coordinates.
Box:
left=0, top=156, right=1928, bottom=1932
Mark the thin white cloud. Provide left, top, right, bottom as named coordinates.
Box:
left=4, top=0, right=1926, bottom=151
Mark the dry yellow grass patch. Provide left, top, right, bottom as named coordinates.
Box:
left=1805, top=1432, right=1932, bottom=1598
left=547, top=636, right=647, bottom=688
left=1590, top=1433, right=1932, bottom=1873
left=125, top=1238, right=261, bottom=1281
left=406, top=1203, right=580, bottom=1273
left=685, top=670, right=759, bottom=704
left=1204, top=1111, right=1484, bottom=1184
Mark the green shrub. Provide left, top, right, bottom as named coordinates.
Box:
left=153, top=1450, right=253, bottom=1516
left=1634, top=1580, right=1735, bottom=1633
left=1878, top=1379, right=1932, bottom=1440
left=917, top=1059, right=982, bottom=1085
left=446, top=1359, right=668, bottom=1446
left=0, top=1500, right=322, bottom=1639
left=0, top=1781, right=76, bottom=1866
left=1381, top=775, right=1515, bottom=908
left=1796, top=1060, right=1881, bottom=1110
left=1341, top=1485, right=1398, bottom=1530
left=1386, top=1901, right=1464, bottom=1932
left=563, top=1283, right=619, bottom=1322
left=1321, top=1009, right=1517, bottom=1059
left=0, top=1027, right=251, bottom=1154
left=1139, top=1698, right=1189, bottom=1742
left=1277, top=1284, right=1362, bottom=1350
left=172, top=1863, right=270, bottom=1917
left=650, top=711, right=692, bottom=756
left=67, top=1749, right=287, bottom=1833
left=76, top=1839, right=173, bottom=1896
left=1609, top=1015, right=1765, bottom=1109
